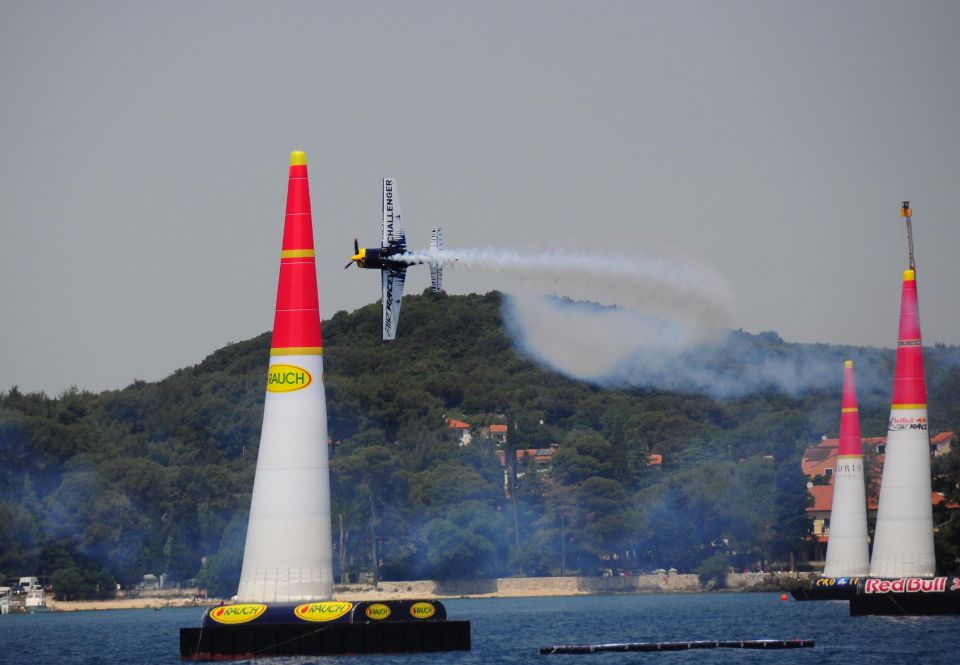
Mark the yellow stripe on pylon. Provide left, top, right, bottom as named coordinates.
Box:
left=281, top=249, right=315, bottom=259
left=270, top=347, right=323, bottom=356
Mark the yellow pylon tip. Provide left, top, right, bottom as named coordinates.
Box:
left=290, top=150, right=307, bottom=166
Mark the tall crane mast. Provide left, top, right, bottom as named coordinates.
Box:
left=901, top=201, right=915, bottom=272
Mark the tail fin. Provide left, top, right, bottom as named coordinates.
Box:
left=429, top=227, right=443, bottom=293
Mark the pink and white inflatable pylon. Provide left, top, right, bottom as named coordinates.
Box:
left=822, top=361, right=870, bottom=577
left=870, top=268, right=936, bottom=578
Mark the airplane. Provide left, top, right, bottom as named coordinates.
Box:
left=344, top=178, right=444, bottom=340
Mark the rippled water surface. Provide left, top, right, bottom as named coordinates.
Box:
left=3, top=594, right=958, bottom=664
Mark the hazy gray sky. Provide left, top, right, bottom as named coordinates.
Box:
left=2, top=1, right=958, bottom=395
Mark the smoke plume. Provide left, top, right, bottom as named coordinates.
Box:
left=407, top=246, right=896, bottom=399
left=405, top=247, right=733, bottom=331
left=503, top=294, right=895, bottom=399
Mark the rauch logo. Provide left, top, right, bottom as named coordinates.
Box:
left=209, top=603, right=267, bottom=624
left=409, top=602, right=435, bottom=619
left=365, top=603, right=391, bottom=620
left=294, top=601, right=353, bottom=622
left=267, top=364, right=312, bottom=393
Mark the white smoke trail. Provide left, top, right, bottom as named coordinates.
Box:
left=402, top=246, right=898, bottom=398
left=502, top=294, right=900, bottom=398
left=402, top=245, right=773, bottom=394
left=402, top=247, right=734, bottom=331
left=503, top=293, right=713, bottom=383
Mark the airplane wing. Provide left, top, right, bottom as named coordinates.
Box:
left=382, top=178, right=406, bottom=249
left=429, top=227, right=443, bottom=293
left=382, top=268, right=406, bottom=341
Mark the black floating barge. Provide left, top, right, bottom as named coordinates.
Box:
left=541, top=639, right=814, bottom=654
left=791, top=575, right=960, bottom=616
left=180, top=599, right=470, bottom=660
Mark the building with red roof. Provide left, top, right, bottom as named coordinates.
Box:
left=932, top=431, right=954, bottom=456
left=495, top=445, right=559, bottom=498
left=480, top=423, right=509, bottom=445
left=446, top=418, right=472, bottom=447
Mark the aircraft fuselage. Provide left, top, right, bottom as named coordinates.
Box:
left=351, top=242, right=423, bottom=273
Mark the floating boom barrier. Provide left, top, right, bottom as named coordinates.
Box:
left=540, top=639, right=815, bottom=654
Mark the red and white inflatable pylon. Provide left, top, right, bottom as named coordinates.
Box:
left=236, top=151, right=334, bottom=601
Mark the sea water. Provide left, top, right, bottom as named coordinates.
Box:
left=1, top=594, right=957, bottom=664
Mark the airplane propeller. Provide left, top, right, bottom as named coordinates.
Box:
left=344, top=239, right=360, bottom=269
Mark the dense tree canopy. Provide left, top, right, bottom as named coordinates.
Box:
left=1, top=291, right=958, bottom=598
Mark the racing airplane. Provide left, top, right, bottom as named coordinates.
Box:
left=344, top=178, right=444, bottom=340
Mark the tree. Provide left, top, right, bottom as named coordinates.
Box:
left=767, top=454, right=812, bottom=568
left=551, top=430, right=625, bottom=485
left=0, top=500, right=41, bottom=573
left=330, top=444, right=407, bottom=584
left=421, top=518, right=496, bottom=580
left=195, top=512, right=247, bottom=598
left=571, top=477, right=633, bottom=563
left=695, top=552, right=731, bottom=589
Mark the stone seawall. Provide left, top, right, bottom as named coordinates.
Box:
left=577, top=573, right=701, bottom=593
left=333, top=572, right=812, bottom=600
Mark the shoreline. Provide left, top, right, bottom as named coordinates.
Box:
left=41, top=572, right=813, bottom=612
left=46, top=596, right=214, bottom=612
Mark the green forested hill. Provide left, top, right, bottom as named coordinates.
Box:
left=1, top=291, right=959, bottom=598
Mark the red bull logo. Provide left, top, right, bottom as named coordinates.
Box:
left=209, top=603, right=267, bottom=624
left=888, top=416, right=928, bottom=432
left=409, top=602, right=436, bottom=619
left=267, top=364, right=312, bottom=393
left=365, top=603, right=391, bottom=620
left=294, top=601, right=353, bottom=622
left=864, top=577, right=947, bottom=594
